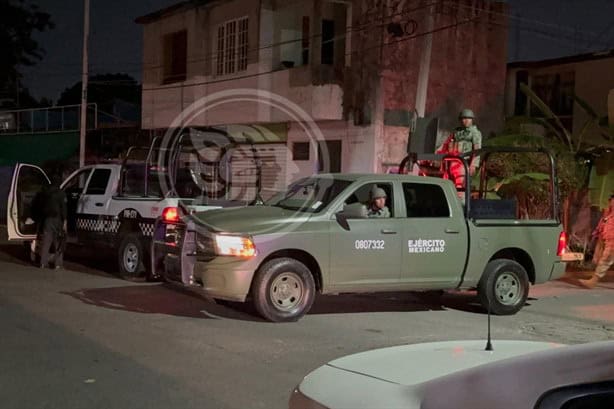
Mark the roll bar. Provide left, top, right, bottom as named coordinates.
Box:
left=400, top=147, right=560, bottom=221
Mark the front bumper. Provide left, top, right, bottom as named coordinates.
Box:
left=193, top=259, right=255, bottom=302
left=152, top=219, right=258, bottom=301
left=151, top=219, right=196, bottom=284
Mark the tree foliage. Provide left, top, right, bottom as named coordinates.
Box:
left=0, top=0, right=54, bottom=87
left=482, top=133, right=587, bottom=219
left=482, top=83, right=612, bottom=223
left=57, top=73, right=141, bottom=112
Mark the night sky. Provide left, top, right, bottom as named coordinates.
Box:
left=20, top=0, right=614, bottom=102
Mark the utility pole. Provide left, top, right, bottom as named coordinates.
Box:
left=79, top=0, right=90, bottom=167
left=415, top=4, right=434, bottom=118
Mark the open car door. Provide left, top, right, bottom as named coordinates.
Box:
left=6, top=163, right=50, bottom=240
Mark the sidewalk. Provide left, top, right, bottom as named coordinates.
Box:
left=562, top=264, right=614, bottom=288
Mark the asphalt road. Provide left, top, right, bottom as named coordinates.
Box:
left=1, top=242, right=613, bottom=409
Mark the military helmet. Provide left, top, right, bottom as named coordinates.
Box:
left=459, top=109, right=475, bottom=119
left=370, top=186, right=387, bottom=199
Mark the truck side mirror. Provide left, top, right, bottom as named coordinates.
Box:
left=342, top=202, right=368, bottom=219
left=336, top=203, right=368, bottom=231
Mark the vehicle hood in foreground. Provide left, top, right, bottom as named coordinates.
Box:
left=295, top=340, right=585, bottom=409
left=325, top=340, right=559, bottom=385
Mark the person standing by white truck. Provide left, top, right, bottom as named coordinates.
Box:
left=5, top=129, right=265, bottom=278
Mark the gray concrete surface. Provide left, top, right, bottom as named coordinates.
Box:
left=1, top=242, right=613, bottom=409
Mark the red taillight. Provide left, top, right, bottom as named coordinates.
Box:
left=162, top=207, right=180, bottom=223
left=557, top=231, right=567, bottom=256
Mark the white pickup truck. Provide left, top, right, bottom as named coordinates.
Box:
left=5, top=129, right=264, bottom=277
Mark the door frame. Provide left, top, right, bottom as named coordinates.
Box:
left=6, top=163, right=50, bottom=241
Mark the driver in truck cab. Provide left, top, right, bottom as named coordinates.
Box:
left=367, top=186, right=390, bottom=218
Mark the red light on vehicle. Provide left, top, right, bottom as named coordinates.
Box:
left=557, top=231, right=567, bottom=256
left=162, top=207, right=180, bottom=223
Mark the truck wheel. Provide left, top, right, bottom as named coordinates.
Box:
left=478, top=259, right=529, bottom=315
left=117, top=233, right=145, bottom=279
left=252, top=258, right=316, bottom=322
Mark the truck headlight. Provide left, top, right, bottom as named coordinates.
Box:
left=215, top=235, right=257, bottom=258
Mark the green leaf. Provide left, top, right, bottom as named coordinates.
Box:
left=520, top=83, right=574, bottom=150
left=572, top=94, right=599, bottom=120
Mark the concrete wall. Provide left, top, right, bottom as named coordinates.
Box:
left=139, top=0, right=507, bottom=175
left=286, top=120, right=377, bottom=182
left=345, top=0, right=508, bottom=167
left=574, top=58, right=614, bottom=139
left=141, top=0, right=346, bottom=130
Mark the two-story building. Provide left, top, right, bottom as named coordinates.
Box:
left=506, top=49, right=614, bottom=142
left=137, top=0, right=508, bottom=192
left=506, top=50, right=614, bottom=213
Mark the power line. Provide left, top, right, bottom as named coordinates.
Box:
left=142, top=4, right=482, bottom=93
left=29, top=1, right=437, bottom=72
left=29, top=0, right=614, bottom=77
left=29, top=0, right=614, bottom=89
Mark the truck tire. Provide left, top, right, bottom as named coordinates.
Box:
left=478, top=259, right=530, bottom=316
left=117, top=233, right=146, bottom=279
left=252, top=258, right=316, bottom=322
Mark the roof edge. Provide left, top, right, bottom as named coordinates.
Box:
left=135, top=0, right=218, bottom=25
left=509, top=49, right=614, bottom=69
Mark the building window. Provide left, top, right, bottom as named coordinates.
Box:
left=292, top=142, right=310, bottom=161
left=238, top=18, right=249, bottom=71
left=162, top=30, right=187, bottom=84
left=531, top=71, right=575, bottom=129
left=403, top=183, right=450, bottom=218
left=302, top=16, right=310, bottom=65
left=216, top=17, right=249, bottom=76
left=317, top=140, right=342, bottom=173
left=514, top=71, right=529, bottom=116
left=85, top=169, right=111, bottom=195
left=321, top=19, right=335, bottom=65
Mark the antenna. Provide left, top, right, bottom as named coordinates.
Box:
left=485, top=294, right=494, bottom=351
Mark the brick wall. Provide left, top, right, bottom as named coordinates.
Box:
left=346, top=0, right=508, bottom=165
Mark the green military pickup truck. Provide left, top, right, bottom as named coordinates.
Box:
left=152, top=148, right=568, bottom=322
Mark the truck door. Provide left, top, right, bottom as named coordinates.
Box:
left=60, top=168, right=92, bottom=236
left=329, top=182, right=402, bottom=287
left=78, top=167, right=115, bottom=241
left=6, top=164, right=50, bottom=240
left=400, top=182, right=468, bottom=286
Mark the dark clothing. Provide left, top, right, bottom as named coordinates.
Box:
left=36, top=185, right=67, bottom=268
left=40, top=218, right=66, bottom=268
left=42, top=186, right=68, bottom=221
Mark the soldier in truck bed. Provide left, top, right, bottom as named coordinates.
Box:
left=436, top=109, right=482, bottom=187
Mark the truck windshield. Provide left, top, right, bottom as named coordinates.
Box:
left=267, top=177, right=351, bottom=213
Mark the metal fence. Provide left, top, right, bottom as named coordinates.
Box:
left=0, top=104, right=98, bottom=134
